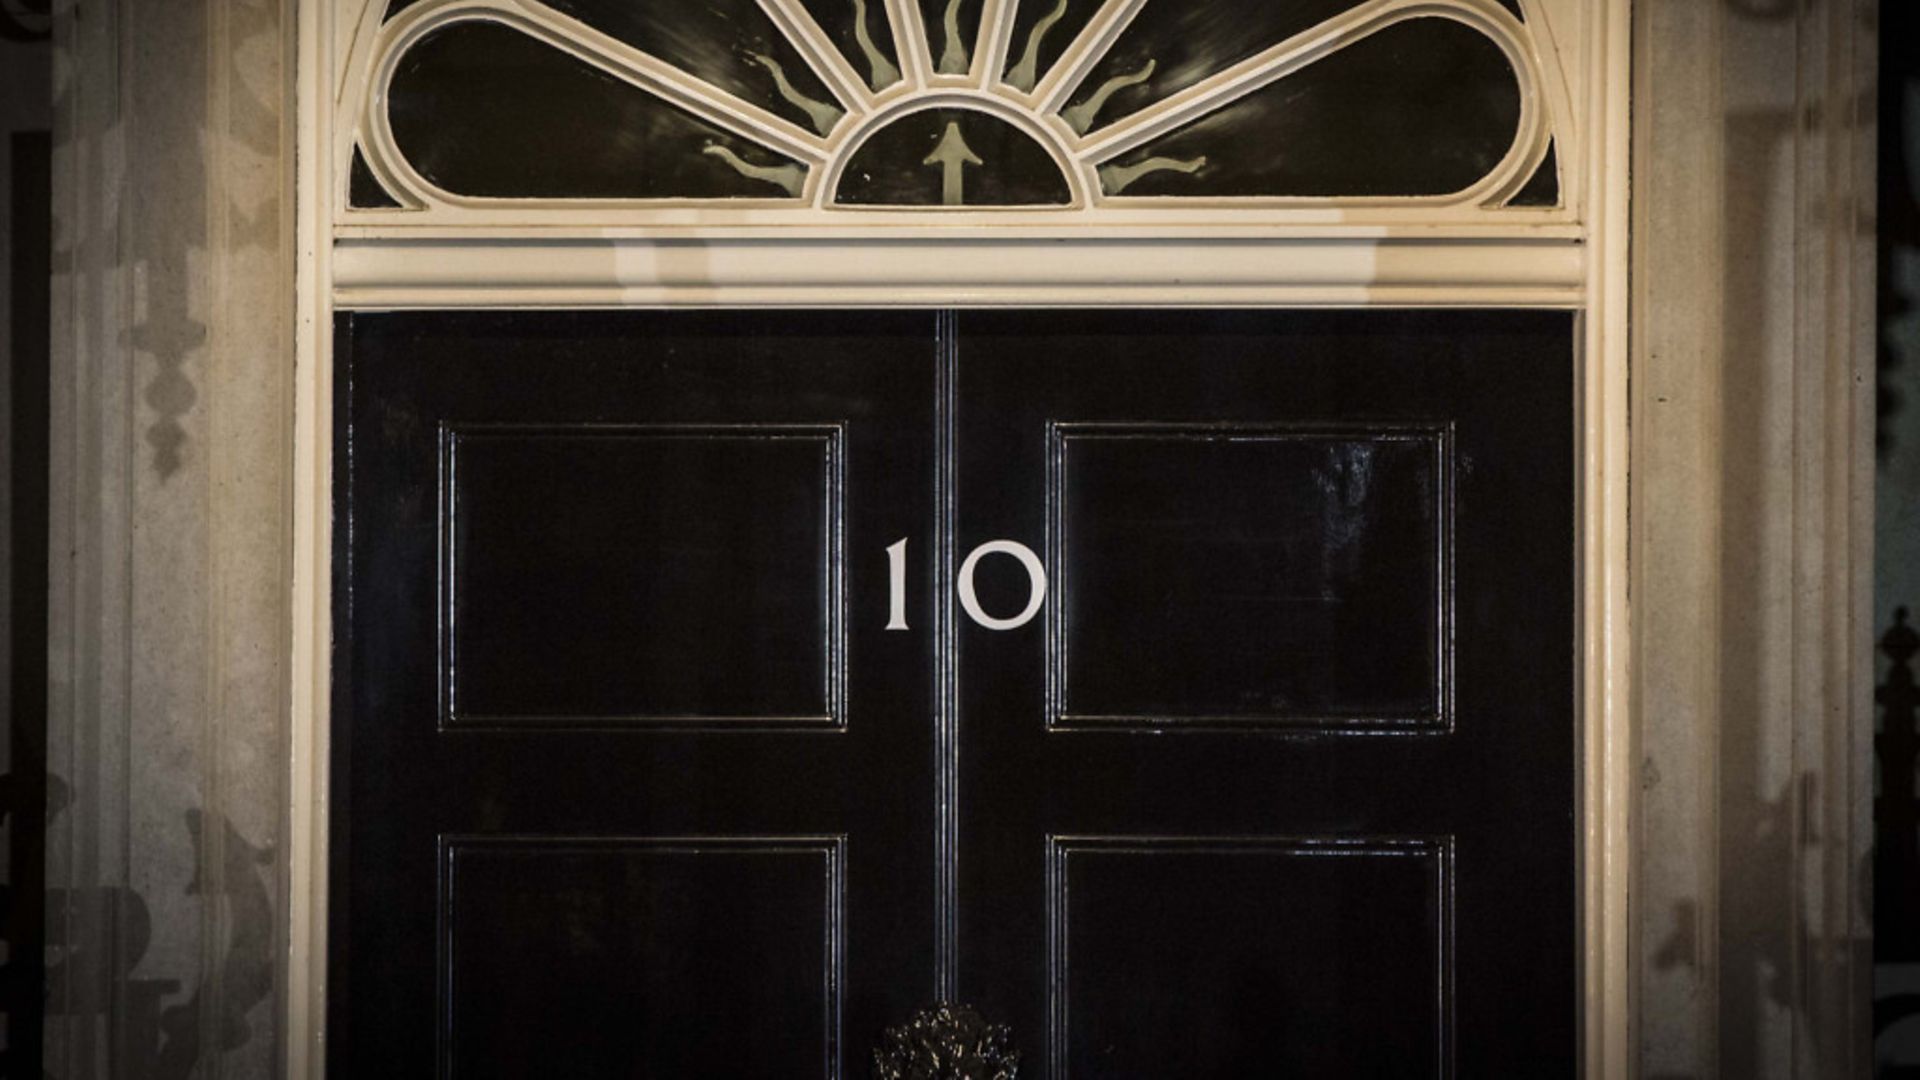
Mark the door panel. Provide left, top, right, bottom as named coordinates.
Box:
left=445, top=424, right=846, bottom=728
left=952, top=310, right=1575, bottom=1076
left=332, top=309, right=1575, bottom=1077
left=1047, top=421, right=1447, bottom=730
left=440, top=836, right=843, bottom=1076
left=1048, top=836, right=1447, bottom=1077
left=332, top=311, right=939, bottom=1078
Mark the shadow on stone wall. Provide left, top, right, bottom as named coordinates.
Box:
left=43, top=800, right=275, bottom=1079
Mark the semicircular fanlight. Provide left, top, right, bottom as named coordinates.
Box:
left=1095, top=17, right=1524, bottom=199
left=355, top=0, right=1556, bottom=211
left=836, top=109, right=1071, bottom=206
left=387, top=20, right=810, bottom=200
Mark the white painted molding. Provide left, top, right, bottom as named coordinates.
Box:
left=331, top=234, right=1588, bottom=308
left=289, top=2, right=336, bottom=1079
left=1580, top=0, right=1631, bottom=1075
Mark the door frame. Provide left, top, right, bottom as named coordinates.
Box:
left=285, top=1, right=1633, bottom=1075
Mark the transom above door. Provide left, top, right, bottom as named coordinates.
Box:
left=329, top=308, right=1575, bottom=1077
left=337, top=0, right=1580, bottom=225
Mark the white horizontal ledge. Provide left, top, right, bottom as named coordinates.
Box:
left=332, top=236, right=1587, bottom=309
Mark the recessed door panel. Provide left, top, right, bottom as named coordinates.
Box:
left=441, top=837, right=843, bottom=1077
left=1048, top=422, right=1448, bottom=730
left=444, top=423, right=845, bottom=728
left=1050, top=837, right=1448, bottom=1078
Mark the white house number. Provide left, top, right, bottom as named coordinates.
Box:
left=885, top=538, right=1048, bottom=632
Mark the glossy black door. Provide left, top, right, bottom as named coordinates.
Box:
left=331, top=311, right=940, bottom=1078
left=332, top=308, right=1576, bottom=1077
left=951, top=311, right=1575, bottom=1076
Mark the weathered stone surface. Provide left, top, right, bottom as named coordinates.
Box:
left=46, top=0, right=290, bottom=1074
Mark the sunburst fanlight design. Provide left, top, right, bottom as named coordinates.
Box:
left=348, top=0, right=1563, bottom=213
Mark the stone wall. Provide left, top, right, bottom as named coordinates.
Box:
left=44, top=0, right=293, bottom=1074
left=1634, top=1, right=1878, bottom=1076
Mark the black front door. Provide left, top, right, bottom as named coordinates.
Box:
left=331, top=309, right=1574, bottom=1077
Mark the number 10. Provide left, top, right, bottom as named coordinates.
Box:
left=885, top=537, right=1048, bottom=632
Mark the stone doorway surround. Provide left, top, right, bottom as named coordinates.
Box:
left=34, top=0, right=1877, bottom=1076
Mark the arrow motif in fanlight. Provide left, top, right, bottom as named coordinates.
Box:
left=923, top=121, right=984, bottom=206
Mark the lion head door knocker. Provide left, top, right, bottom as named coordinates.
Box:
left=873, top=1003, right=1020, bottom=1080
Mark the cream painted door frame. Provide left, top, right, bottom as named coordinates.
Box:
left=288, top=0, right=1632, bottom=1075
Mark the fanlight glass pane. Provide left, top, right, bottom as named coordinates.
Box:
left=389, top=22, right=809, bottom=200
left=918, top=0, right=985, bottom=75
left=1510, top=139, right=1560, bottom=207
left=1000, top=0, right=1103, bottom=93
left=1097, top=18, right=1521, bottom=198
left=837, top=109, right=1071, bottom=206
left=544, top=0, right=848, bottom=135
left=349, top=146, right=403, bottom=209
left=1063, top=0, right=1368, bottom=135
left=797, top=0, right=904, bottom=90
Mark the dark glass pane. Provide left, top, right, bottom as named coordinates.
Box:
left=1098, top=18, right=1521, bottom=198
left=1000, top=0, right=1103, bottom=93
left=348, top=145, right=403, bottom=209
left=918, top=0, right=984, bottom=75
left=1510, top=139, right=1561, bottom=207
left=836, top=108, right=1070, bottom=206
left=389, top=22, right=809, bottom=200
left=383, top=0, right=428, bottom=20
left=1063, top=0, right=1365, bottom=134
left=545, top=0, right=847, bottom=135
left=798, top=0, right=903, bottom=90
left=1497, top=0, right=1526, bottom=19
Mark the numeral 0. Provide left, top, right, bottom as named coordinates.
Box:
left=885, top=537, right=1048, bottom=632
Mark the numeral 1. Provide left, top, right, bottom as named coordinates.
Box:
left=886, top=538, right=910, bottom=631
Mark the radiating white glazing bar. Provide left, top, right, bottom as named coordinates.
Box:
left=1031, top=0, right=1146, bottom=113
left=757, top=0, right=878, bottom=114
left=883, top=0, right=934, bottom=85
left=974, top=0, right=1018, bottom=86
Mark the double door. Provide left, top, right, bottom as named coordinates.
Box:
left=331, top=309, right=1575, bottom=1076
